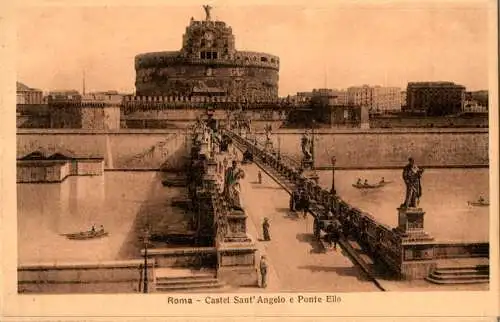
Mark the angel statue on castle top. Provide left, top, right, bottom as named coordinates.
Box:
left=203, top=5, right=213, bottom=21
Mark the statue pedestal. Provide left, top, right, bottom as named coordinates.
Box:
left=200, top=142, right=209, bottom=157
left=206, top=159, right=218, bottom=176
left=264, top=140, right=273, bottom=151
left=394, top=207, right=436, bottom=280
left=301, top=160, right=319, bottom=183
left=224, top=210, right=251, bottom=242
left=217, top=241, right=258, bottom=287
left=395, top=207, right=434, bottom=242
left=217, top=209, right=258, bottom=287
left=202, top=174, right=217, bottom=192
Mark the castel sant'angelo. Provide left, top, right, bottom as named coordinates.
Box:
left=134, top=5, right=280, bottom=100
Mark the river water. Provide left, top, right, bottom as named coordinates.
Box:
left=17, top=169, right=489, bottom=264
left=316, top=168, right=489, bottom=242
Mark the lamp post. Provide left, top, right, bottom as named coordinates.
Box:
left=277, top=134, right=281, bottom=160
left=142, top=228, right=151, bottom=294
left=311, top=120, right=316, bottom=169
left=330, top=156, right=336, bottom=195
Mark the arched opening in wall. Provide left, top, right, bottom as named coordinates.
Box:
left=271, top=58, right=275, bottom=63
left=261, top=57, right=268, bottom=62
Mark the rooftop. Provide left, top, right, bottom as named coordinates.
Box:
left=17, top=82, right=41, bottom=92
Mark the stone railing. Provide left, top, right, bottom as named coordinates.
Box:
left=432, top=242, right=489, bottom=259
left=18, top=259, right=154, bottom=294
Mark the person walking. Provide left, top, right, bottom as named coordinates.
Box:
left=259, top=255, right=268, bottom=288
left=331, top=219, right=342, bottom=250
left=262, top=217, right=271, bottom=241
left=300, top=191, right=310, bottom=219
left=258, top=170, right=262, bottom=184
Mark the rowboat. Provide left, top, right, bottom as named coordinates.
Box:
left=352, top=181, right=392, bottom=189
left=467, top=200, right=489, bottom=207
left=61, top=230, right=109, bottom=240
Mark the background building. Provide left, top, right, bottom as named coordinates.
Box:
left=82, top=90, right=126, bottom=104
left=135, top=9, right=279, bottom=100
left=371, top=86, right=402, bottom=113
left=406, top=82, right=466, bottom=116
left=17, top=82, right=43, bottom=105
left=47, top=90, right=82, bottom=104
left=347, top=85, right=373, bottom=108
left=347, top=85, right=402, bottom=113
left=401, top=91, right=407, bottom=109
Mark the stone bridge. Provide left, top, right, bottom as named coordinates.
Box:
left=226, top=130, right=489, bottom=283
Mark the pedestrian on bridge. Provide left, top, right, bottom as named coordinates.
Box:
left=259, top=255, right=268, bottom=288
left=257, top=170, right=262, bottom=184
left=262, top=217, right=271, bottom=241
left=299, top=191, right=310, bottom=219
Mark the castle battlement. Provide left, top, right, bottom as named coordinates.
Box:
left=121, top=95, right=286, bottom=106
left=135, top=53, right=279, bottom=70
left=49, top=101, right=120, bottom=108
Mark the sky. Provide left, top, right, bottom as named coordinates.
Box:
left=16, top=1, right=492, bottom=96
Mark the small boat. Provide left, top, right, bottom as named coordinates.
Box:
left=467, top=199, right=489, bottom=207
left=61, top=229, right=109, bottom=240
left=352, top=181, right=392, bottom=189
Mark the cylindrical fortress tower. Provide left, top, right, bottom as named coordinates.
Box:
left=135, top=7, right=279, bottom=100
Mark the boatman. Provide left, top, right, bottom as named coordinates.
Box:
left=259, top=255, right=268, bottom=288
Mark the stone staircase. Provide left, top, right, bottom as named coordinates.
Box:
left=154, top=268, right=227, bottom=293
left=122, top=134, right=179, bottom=168
left=426, top=259, right=489, bottom=285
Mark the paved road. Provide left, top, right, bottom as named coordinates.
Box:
left=238, top=161, right=380, bottom=292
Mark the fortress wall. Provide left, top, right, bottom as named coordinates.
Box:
left=17, top=131, right=188, bottom=170
left=18, top=129, right=488, bottom=170
left=135, top=57, right=279, bottom=98
left=260, top=129, right=489, bottom=169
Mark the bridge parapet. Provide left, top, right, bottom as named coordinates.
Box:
left=186, top=126, right=258, bottom=287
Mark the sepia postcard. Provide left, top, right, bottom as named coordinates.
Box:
left=1, top=0, right=499, bottom=320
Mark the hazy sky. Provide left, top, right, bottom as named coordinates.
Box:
left=16, top=2, right=492, bottom=96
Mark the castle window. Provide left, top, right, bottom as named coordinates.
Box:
left=261, top=57, right=268, bottom=62
left=201, top=52, right=206, bottom=59
left=271, top=58, right=275, bottom=63
left=212, top=52, right=218, bottom=59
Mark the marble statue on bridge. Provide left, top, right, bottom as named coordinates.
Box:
left=301, top=130, right=313, bottom=161
left=264, top=123, right=272, bottom=142
left=401, top=157, right=424, bottom=208
left=223, top=160, right=245, bottom=210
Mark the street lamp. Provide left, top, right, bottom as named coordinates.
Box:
left=311, top=120, right=316, bottom=169
left=330, top=156, right=336, bottom=195
left=142, top=228, right=151, bottom=293
left=277, top=134, right=281, bottom=160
